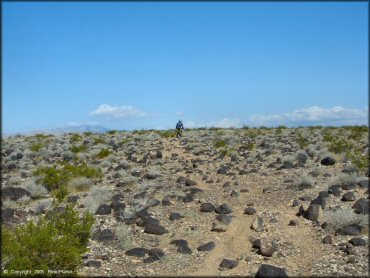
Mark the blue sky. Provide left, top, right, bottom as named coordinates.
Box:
left=3, top=2, right=368, bottom=133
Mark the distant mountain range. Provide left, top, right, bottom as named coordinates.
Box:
left=3, top=124, right=114, bottom=137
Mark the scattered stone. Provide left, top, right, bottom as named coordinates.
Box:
left=322, top=235, right=333, bottom=244
left=357, top=178, right=369, bottom=188
left=125, top=247, right=148, bottom=257
left=200, top=203, right=215, bottom=212
left=170, top=239, right=192, bottom=254
left=185, top=179, right=197, bottom=186
left=305, top=203, right=323, bottom=223
left=256, top=264, right=288, bottom=278
left=197, top=242, right=215, bottom=252
left=95, top=204, right=112, bottom=215
left=342, top=192, right=356, bottom=202
left=244, top=207, right=256, bottom=215
left=328, top=185, right=342, bottom=196
left=349, top=237, right=366, bottom=246
left=94, top=229, right=115, bottom=241
left=144, top=223, right=168, bottom=235
left=211, top=222, right=227, bottom=232
left=352, top=198, right=369, bottom=214
left=311, top=196, right=327, bottom=209
left=215, top=204, right=233, bottom=214
left=230, top=190, right=239, bottom=197
left=288, top=220, right=298, bottom=226
left=251, top=217, right=264, bottom=232
left=2, top=187, right=30, bottom=201
left=144, top=248, right=165, bottom=263
left=216, top=214, right=232, bottom=225
left=219, top=259, right=239, bottom=270
left=169, top=212, right=183, bottom=221
left=321, top=157, right=336, bottom=166
left=336, top=224, right=363, bottom=236
left=85, top=260, right=101, bottom=269
left=259, top=241, right=277, bottom=257
left=217, top=166, right=229, bottom=175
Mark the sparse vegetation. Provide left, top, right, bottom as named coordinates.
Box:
left=95, top=148, right=111, bottom=159
left=323, top=206, right=368, bottom=234
left=214, top=139, right=227, bottom=149
left=30, top=143, right=43, bottom=152
left=69, top=133, right=82, bottom=144
left=2, top=203, right=94, bottom=273
left=70, top=144, right=88, bottom=153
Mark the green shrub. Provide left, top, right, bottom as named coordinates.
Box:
left=157, top=130, right=175, bottom=138
left=34, top=134, right=54, bottom=140
left=346, top=149, right=369, bottom=173
left=2, top=204, right=94, bottom=273
left=120, top=138, right=133, bottom=145
left=297, top=133, right=309, bottom=149
left=30, top=143, right=43, bottom=152
left=83, top=131, right=93, bottom=136
left=69, top=134, right=82, bottom=144
left=93, top=138, right=106, bottom=145
left=33, top=162, right=102, bottom=192
left=214, top=140, right=227, bottom=149
left=107, top=130, right=117, bottom=134
left=96, top=148, right=111, bottom=159
left=328, top=138, right=354, bottom=154
left=70, top=145, right=87, bottom=153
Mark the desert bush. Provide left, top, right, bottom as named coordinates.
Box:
left=33, top=162, right=102, bottom=201
left=214, top=140, right=227, bottom=149
left=107, top=130, right=118, bottom=134
left=68, top=177, right=92, bottom=192
left=61, top=151, right=75, bottom=162
left=21, top=179, right=48, bottom=199
left=96, top=148, right=111, bottom=159
left=330, top=173, right=357, bottom=187
left=116, top=224, right=134, bottom=250
left=93, top=138, right=106, bottom=145
left=120, top=138, right=133, bottom=146
left=70, top=144, right=88, bottom=153
left=2, top=204, right=94, bottom=272
left=69, top=133, right=82, bottom=144
left=346, top=148, right=369, bottom=173
left=82, top=186, right=112, bottom=213
left=297, top=133, right=309, bottom=149
left=30, top=143, right=43, bottom=152
left=100, top=159, right=112, bottom=168
left=33, top=198, right=53, bottom=215
left=323, top=206, right=368, bottom=234
left=296, top=175, right=315, bottom=190
left=328, top=138, right=354, bottom=154
left=157, top=130, right=175, bottom=138
left=83, top=131, right=93, bottom=136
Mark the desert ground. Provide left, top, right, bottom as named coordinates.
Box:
left=1, top=126, right=369, bottom=277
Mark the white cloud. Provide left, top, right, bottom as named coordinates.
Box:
left=176, top=111, right=184, bottom=117
left=247, top=106, right=368, bottom=127
left=185, top=118, right=242, bottom=128
left=89, top=104, right=147, bottom=119
left=67, top=121, right=100, bottom=127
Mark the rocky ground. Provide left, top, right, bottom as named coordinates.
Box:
left=1, top=127, right=369, bottom=277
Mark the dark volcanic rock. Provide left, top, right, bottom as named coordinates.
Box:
left=125, top=247, right=149, bottom=257
left=216, top=214, right=233, bottom=225
left=85, top=260, right=101, bottom=269
left=197, top=242, right=215, bottom=252
left=94, top=229, right=115, bottom=241
left=352, top=198, right=369, bottom=214
left=1, top=208, right=15, bottom=225
left=170, top=239, right=192, bottom=254
left=311, top=196, right=327, bottom=209
left=219, top=259, right=238, bottom=270
left=244, top=207, right=256, bottom=215
left=336, top=224, right=363, bottom=236
left=217, top=166, right=229, bottom=175
left=321, top=157, right=336, bottom=166
left=256, top=264, right=288, bottom=278
left=2, top=187, right=30, bottom=201
left=144, top=223, right=168, bottom=235
left=144, top=248, right=165, bottom=263
left=305, top=204, right=323, bottom=222
left=349, top=237, right=366, bottom=246
left=95, top=204, right=112, bottom=215
left=136, top=217, right=160, bottom=228
left=169, top=212, right=183, bottom=221
left=215, top=204, right=233, bottom=214
left=342, top=192, right=356, bottom=202
left=322, top=235, right=333, bottom=244
left=328, top=185, right=342, bottom=196
left=185, top=179, right=197, bottom=186
left=278, top=161, right=294, bottom=170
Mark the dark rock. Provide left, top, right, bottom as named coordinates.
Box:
left=182, top=193, right=194, bottom=203
left=136, top=217, right=159, bottom=228
left=125, top=247, right=148, bottom=257
left=197, top=242, right=215, bottom=252
left=244, top=207, right=256, bottom=215
left=1, top=208, right=15, bottom=225
left=67, top=195, right=79, bottom=203
left=144, top=223, right=168, bottom=235
left=7, top=163, right=17, bottom=171
left=349, top=237, right=366, bottom=246
left=169, top=212, right=183, bottom=221
left=95, top=204, right=111, bottom=215
left=251, top=216, right=264, bottom=232
left=219, top=259, right=238, bottom=270
left=216, top=214, right=232, bottom=225
left=240, top=188, right=250, bottom=193
left=252, top=238, right=262, bottom=249
left=112, top=193, right=124, bottom=202
left=336, top=224, right=363, bottom=236
left=144, top=173, right=158, bottom=179
left=278, top=161, right=294, bottom=170
left=256, top=264, right=288, bottom=278
left=352, top=198, right=369, bottom=214
left=323, top=173, right=332, bottom=177
left=185, top=179, right=197, bottom=186
left=311, top=196, right=327, bottom=209
left=259, top=241, right=277, bottom=257
left=319, top=191, right=330, bottom=198
left=101, top=254, right=109, bottom=260
left=321, top=157, right=336, bottom=166
left=114, top=163, right=130, bottom=171
left=357, top=179, right=369, bottom=188
left=342, top=192, right=356, bottom=202
left=94, top=229, right=115, bottom=241
left=288, top=220, right=298, bottom=226
left=292, top=200, right=300, bottom=207
left=322, top=235, right=333, bottom=244
left=16, top=153, right=23, bottom=160
left=2, top=187, right=30, bottom=201
left=85, top=260, right=101, bottom=269
left=230, top=190, right=239, bottom=197
left=239, top=169, right=248, bottom=175
left=296, top=153, right=307, bottom=164
left=189, top=187, right=203, bottom=194
left=161, top=198, right=172, bottom=206
left=144, top=248, right=165, bottom=263
left=217, top=166, right=229, bottom=175
left=263, top=187, right=272, bottom=193
left=328, top=185, right=342, bottom=196
left=342, top=165, right=358, bottom=174
left=305, top=203, right=323, bottom=222
left=215, top=204, right=233, bottom=214
left=111, top=200, right=125, bottom=213
left=170, top=239, right=192, bottom=254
